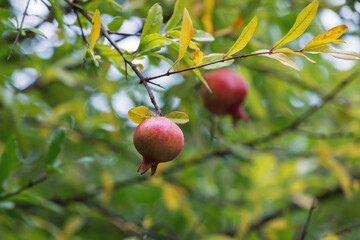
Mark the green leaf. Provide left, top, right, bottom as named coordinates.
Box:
left=48, top=0, right=64, bottom=29
left=45, top=129, right=66, bottom=171
left=200, top=53, right=234, bottom=69
left=87, top=49, right=99, bottom=67
left=108, top=17, right=124, bottom=31
left=141, top=3, right=163, bottom=42
left=165, top=111, right=189, bottom=124
left=23, top=28, right=47, bottom=38
left=128, top=106, right=154, bottom=124
left=1, top=19, right=17, bottom=30
left=192, top=30, right=214, bottom=42
left=106, top=0, right=122, bottom=10
left=0, top=8, right=10, bottom=20
left=224, top=16, right=258, bottom=58
left=164, top=0, right=188, bottom=32
left=137, top=33, right=178, bottom=56
left=0, top=136, right=17, bottom=191
left=272, top=0, right=318, bottom=50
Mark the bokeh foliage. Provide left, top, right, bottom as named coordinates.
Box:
left=1, top=0, right=360, bottom=239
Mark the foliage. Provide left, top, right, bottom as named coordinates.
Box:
left=1, top=0, right=360, bottom=239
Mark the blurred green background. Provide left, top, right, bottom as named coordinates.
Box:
left=0, top=0, right=360, bottom=239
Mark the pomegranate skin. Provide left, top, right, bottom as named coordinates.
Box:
left=133, top=117, right=184, bottom=175
left=201, top=69, right=248, bottom=127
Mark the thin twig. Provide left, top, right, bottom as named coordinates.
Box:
left=53, top=150, right=234, bottom=205
left=335, top=222, right=360, bottom=235
left=74, top=8, right=88, bottom=45
left=300, top=199, right=317, bottom=240
left=297, top=129, right=356, bottom=139
left=144, top=51, right=270, bottom=82
left=72, top=5, right=163, bottom=116
left=244, top=71, right=360, bottom=147
left=7, top=0, right=31, bottom=60
left=108, top=30, right=141, bottom=36
left=0, top=174, right=48, bottom=201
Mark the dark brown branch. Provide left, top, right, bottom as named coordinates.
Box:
left=0, top=175, right=48, bottom=201
left=72, top=5, right=163, bottom=116
left=74, top=8, right=88, bottom=45
left=335, top=222, right=360, bottom=235
left=108, top=31, right=141, bottom=36
left=144, top=51, right=270, bottom=82
left=7, top=0, right=31, bottom=60
left=244, top=71, right=360, bottom=147
left=300, top=199, right=317, bottom=240
left=53, top=150, right=234, bottom=205
left=250, top=186, right=342, bottom=231
left=297, top=129, right=357, bottom=139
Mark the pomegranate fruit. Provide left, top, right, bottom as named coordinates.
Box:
left=133, top=116, right=184, bottom=175
left=200, top=69, right=248, bottom=127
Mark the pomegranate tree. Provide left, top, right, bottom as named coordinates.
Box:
left=201, top=69, right=248, bottom=127
left=133, top=116, right=184, bottom=175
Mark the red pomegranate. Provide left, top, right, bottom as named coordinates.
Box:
left=133, top=117, right=184, bottom=175
left=201, top=69, right=248, bottom=127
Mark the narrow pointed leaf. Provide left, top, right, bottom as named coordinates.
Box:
left=164, top=0, right=188, bottom=32
left=273, top=48, right=316, bottom=63
left=137, top=33, right=179, bottom=56
left=253, top=49, right=300, bottom=70
left=303, top=25, right=347, bottom=50
left=89, top=9, right=101, bottom=50
left=45, top=129, right=66, bottom=170
left=273, top=0, right=318, bottom=49
left=128, top=106, right=154, bottom=124
left=165, top=111, right=189, bottom=124
left=201, top=0, right=214, bottom=33
left=140, top=3, right=163, bottom=42
left=224, top=16, right=257, bottom=58
left=168, top=8, right=194, bottom=71
left=23, top=28, right=47, bottom=38
left=306, top=45, right=360, bottom=60
left=0, top=136, right=17, bottom=190
left=194, top=49, right=203, bottom=66
left=48, top=0, right=64, bottom=29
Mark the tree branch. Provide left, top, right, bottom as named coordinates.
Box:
left=244, top=71, right=360, bottom=147
left=74, top=8, right=88, bottom=45
left=0, top=174, right=48, bottom=201
left=297, top=129, right=357, bottom=139
left=7, top=0, right=31, bottom=60
left=70, top=4, right=163, bottom=116
left=300, top=199, right=317, bottom=240
left=144, top=51, right=270, bottom=82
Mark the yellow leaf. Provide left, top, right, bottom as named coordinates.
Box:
left=101, top=171, right=114, bottom=206
left=136, top=64, right=143, bottom=71
left=273, top=48, right=316, bottom=63
left=272, top=0, right=319, bottom=50
left=162, top=183, right=186, bottom=211
left=321, top=235, right=339, bottom=240
left=252, top=49, right=300, bottom=70
left=62, top=216, right=85, bottom=239
left=194, top=49, right=203, bottom=66
left=224, top=16, right=258, bottom=59
left=128, top=106, right=154, bottom=124
left=303, top=25, right=347, bottom=50
left=201, top=0, right=214, bottom=33
left=236, top=209, right=252, bottom=239
left=89, top=9, right=101, bottom=50
left=317, top=144, right=353, bottom=199
left=168, top=8, right=194, bottom=71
